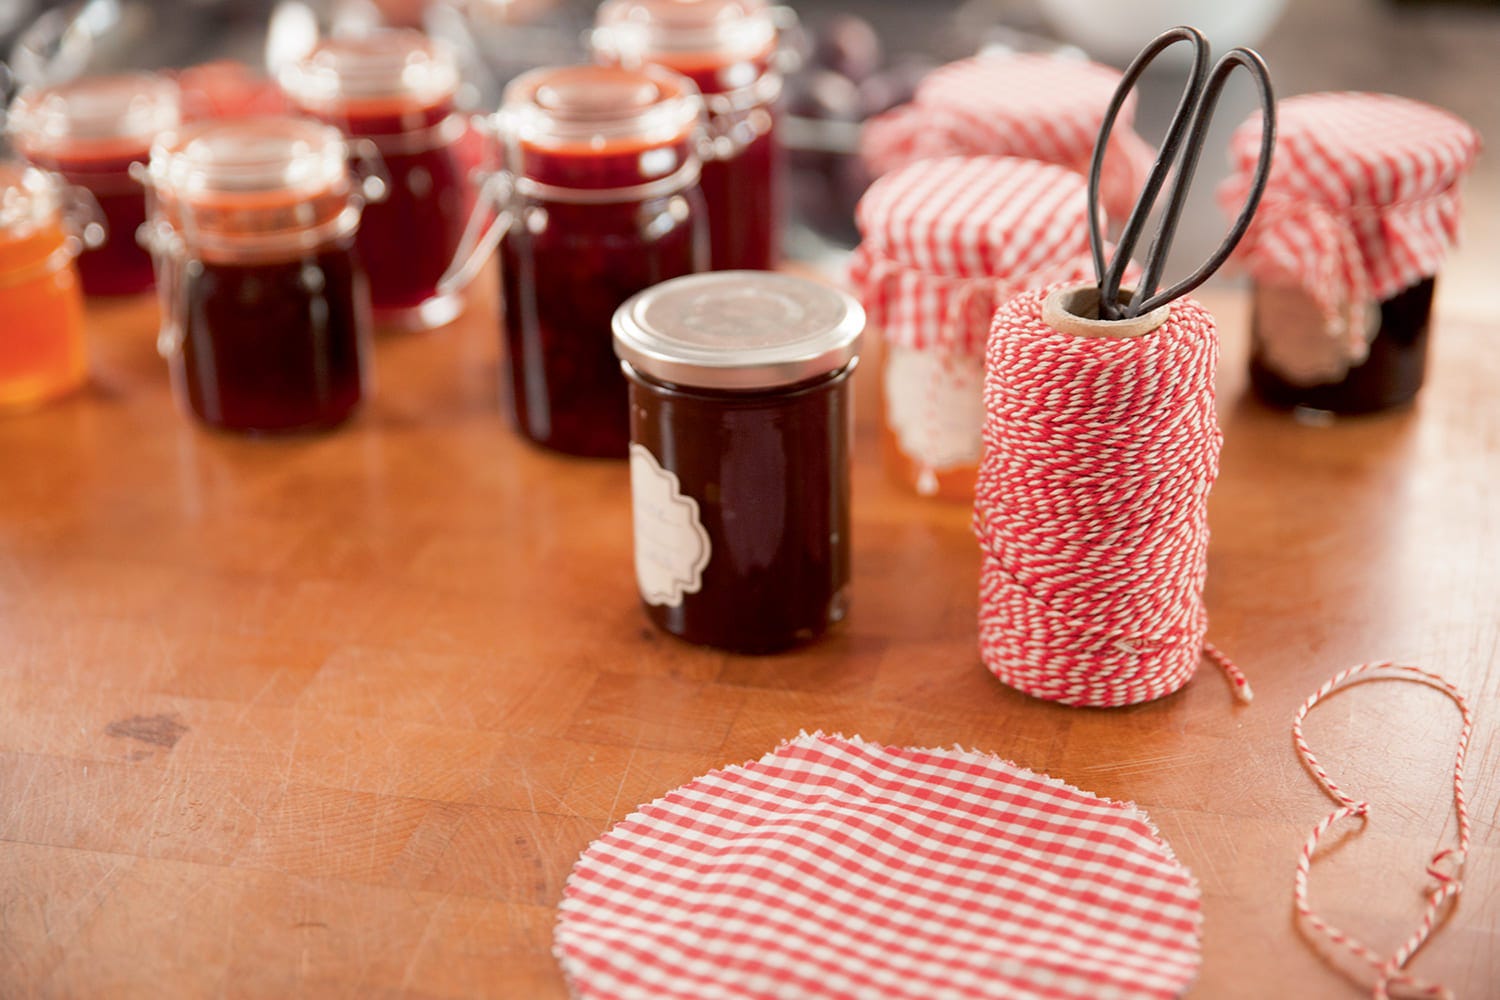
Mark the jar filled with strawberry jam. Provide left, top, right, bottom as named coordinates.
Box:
left=613, top=271, right=864, bottom=652
left=7, top=73, right=180, bottom=296
left=493, top=64, right=707, bottom=457
left=0, top=162, right=101, bottom=410
left=141, top=116, right=377, bottom=433
left=593, top=0, right=783, bottom=271
left=281, top=30, right=472, bottom=330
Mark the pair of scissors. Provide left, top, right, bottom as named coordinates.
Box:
left=1087, top=25, right=1277, bottom=320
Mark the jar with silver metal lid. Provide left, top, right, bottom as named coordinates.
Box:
left=612, top=270, right=864, bottom=652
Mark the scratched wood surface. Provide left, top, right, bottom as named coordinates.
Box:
left=1, top=259, right=1497, bottom=1000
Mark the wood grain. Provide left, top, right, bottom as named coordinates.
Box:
left=2, top=259, right=1498, bottom=1000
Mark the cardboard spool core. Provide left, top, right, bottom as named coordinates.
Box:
left=1042, top=283, right=1171, bottom=339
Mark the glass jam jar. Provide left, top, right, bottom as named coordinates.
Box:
left=612, top=271, right=864, bottom=652
left=281, top=30, right=473, bottom=330
left=493, top=64, right=708, bottom=457
left=1223, top=92, right=1480, bottom=415
left=7, top=72, right=180, bottom=296
left=592, top=0, right=783, bottom=271
left=0, top=162, right=101, bottom=410
left=141, top=116, right=378, bottom=433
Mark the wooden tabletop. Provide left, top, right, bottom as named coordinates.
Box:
left=2, top=267, right=1497, bottom=999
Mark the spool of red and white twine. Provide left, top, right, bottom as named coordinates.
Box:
left=1292, top=662, right=1473, bottom=1000
left=975, top=283, right=1251, bottom=707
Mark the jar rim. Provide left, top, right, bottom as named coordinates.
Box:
left=281, top=29, right=460, bottom=110
left=593, top=0, right=776, bottom=63
left=7, top=72, right=181, bottom=153
left=498, top=64, right=702, bottom=150
left=613, top=271, right=865, bottom=390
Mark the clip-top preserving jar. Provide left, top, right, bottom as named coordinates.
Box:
left=592, top=0, right=784, bottom=271
left=141, top=116, right=379, bottom=433
left=1221, top=92, right=1481, bottom=414
left=281, top=30, right=473, bottom=330
left=492, top=64, right=708, bottom=457
left=613, top=271, right=863, bottom=652
left=0, top=162, right=101, bottom=410
left=7, top=72, right=180, bottom=296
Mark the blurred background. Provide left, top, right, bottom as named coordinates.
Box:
left=5, top=0, right=1495, bottom=298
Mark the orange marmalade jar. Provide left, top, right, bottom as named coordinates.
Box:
left=0, top=162, right=99, bottom=410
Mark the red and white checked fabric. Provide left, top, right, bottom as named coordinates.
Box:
left=975, top=285, right=1249, bottom=707
left=1220, top=92, right=1480, bottom=354
left=860, top=53, right=1155, bottom=224
left=849, top=156, right=1094, bottom=355
left=1292, top=663, right=1473, bottom=1000
left=555, top=732, right=1203, bottom=1000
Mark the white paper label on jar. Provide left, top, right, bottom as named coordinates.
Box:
left=629, top=443, right=712, bottom=608
left=883, top=344, right=984, bottom=476
left=1254, top=283, right=1380, bottom=386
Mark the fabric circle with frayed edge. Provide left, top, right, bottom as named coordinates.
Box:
left=555, top=732, right=1201, bottom=999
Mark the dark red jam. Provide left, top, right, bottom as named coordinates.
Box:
left=613, top=271, right=864, bottom=653
left=1250, top=277, right=1436, bottom=414
left=593, top=0, right=783, bottom=271
left=8, top=74, right=181, bottom=296
left=627, top=369, right=853, bottom=651
left=496, top=64, right=707, bottom=457
left=31, top=147, right=153, bottom=295
left=175, top=239, right=365, bottom=432
left=283, top=33, right=471, bottom=327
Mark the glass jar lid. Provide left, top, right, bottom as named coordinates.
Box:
left=500, top=64, right=702, bottom=148
left=7, top=72, right=181, bottom=155
left=280, top=30, right=460, bottom=109
left=0, top=161, right=62, bottom=237
left=594, top=0, right=776, bottom=63
left=613, top=271, right=864, bottom=390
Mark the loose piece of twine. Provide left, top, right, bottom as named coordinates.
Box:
left=1292, top=662, right=1473, bottom=1000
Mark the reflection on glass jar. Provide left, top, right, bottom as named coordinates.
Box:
left=613, top=271, right=864, bottom=653
left=7, top=73, right=180, bottom=296
left=0, top=162, right=100, bottom=410
left=593, top=0, right=784, bottom=271
left=141, top=117, right=378, bottom=433
left=282, top=30, right=473, bottom=331
left=491, top=64, right=708, bottom=457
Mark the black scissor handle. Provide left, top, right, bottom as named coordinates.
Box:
left=1088, top=26, right=1277, bottom=320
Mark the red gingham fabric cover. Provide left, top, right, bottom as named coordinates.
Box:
left=555, top=732, right=1203, bottom=1000
left=848, top=156, right=1095, bottom=355
left=860, top=53, right=1155, bottom=224
left=1219, top=92, right=1480, bottom=348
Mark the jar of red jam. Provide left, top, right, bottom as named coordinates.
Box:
left=851, top=155, right=1093, bottom=500
left=493, top=64, right=708, bottom=457
left=0, top=162, right=102, bottom=410
left=281, top=30, right=473, bottom=330
left=141, top=116, right=378, bottom=433
left=612, top=271, right=864, bottom=652
left=1222, top=92, right=1480, bottom=414
left=592, top=0, right=784, bottom=271
left=7, top=72, right=180, bottom=296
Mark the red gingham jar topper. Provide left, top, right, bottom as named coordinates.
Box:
left=860, top=53, right=1155, bottom=224
left=556, top=733, right=1203, bottom=1000
left=849, top=155, right=1094, bottom=499
left=1220, top=92, right=1480, bottom=413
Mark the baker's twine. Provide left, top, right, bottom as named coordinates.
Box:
left=975, top=286, right=1250, bottom=707
left=1292, top=662, right=1473, bottom=1000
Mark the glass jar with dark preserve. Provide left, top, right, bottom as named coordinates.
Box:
left=0, top=162, right=102, bottom=410
left=281, top=30, right=473, bottom=331
left=612, top=271, right=864, bottom=653
left=491, top=64, right=708, bottom=458
left=140, top=117, right=380, bottom=434
left=593, top=0, right=784, bottom=272
left=1222, top=92, right=1479, bottom=415
left=7, top=73, right=180, bottom=296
